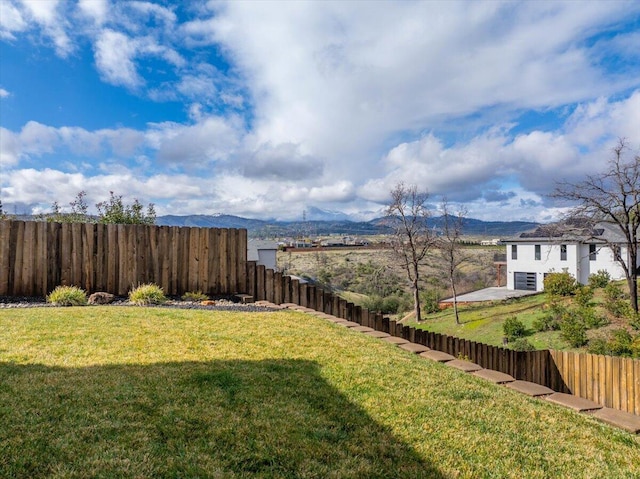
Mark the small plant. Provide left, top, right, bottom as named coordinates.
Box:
left=544, top=271, right=577, bottom=297
left=510, top=338, right=536, bottom=351
left=128, top=283, right=167, bottom=305
left=588, top=270, right=611, bottom=289
left=559, top=312, right=587, bottom=347
left=579, top=306, right=609, bottom=329
left=574, top=286, right=594, bottom=308
left=503, top=316, right=527, bottom=342
left=603, top=283, right=630, bottom=318
left=182, top=290, right=209, bottom=302
left=46, top=285, right=88, bottom=306
left=533, top=301, right=566, bottom=332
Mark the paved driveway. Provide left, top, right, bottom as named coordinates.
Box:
left=440, top=287, right=540, bottom=303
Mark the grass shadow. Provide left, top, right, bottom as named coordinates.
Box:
left=0, top=359, right=444, bottom=478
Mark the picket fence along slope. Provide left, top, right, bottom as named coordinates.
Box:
left=245, top=260, right=640, bottom=416
left=0, top=220, right=247, bottom=297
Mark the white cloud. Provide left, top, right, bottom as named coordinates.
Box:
left=20, top=0, right=73, bottom=57
left=77, top=0, right=109, bottom=26
left=94, top=29, right=142, bottom=88
left=0, top=1, right=27, bottom=39
left=0, top=88, right=10, bottom=98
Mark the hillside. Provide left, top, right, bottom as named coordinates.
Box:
left=157, top=214, right=539, bottom=237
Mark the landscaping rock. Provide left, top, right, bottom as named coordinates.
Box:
left=88, top=292, right=115, bottom=305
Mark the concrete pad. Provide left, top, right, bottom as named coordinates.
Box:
left=472, top=369, right=515, bottom=384
left=445, top=359, right=483, bottom=373
left=592, top=408, right=640, bottom=434
left=310, top=312, right=335, bottom=320
left=351, top=326, right=375, bottom=333
left=324, top=316, right=348, bottom=323
left=280, top=303, right=299, bottom=308
left=382, top=336, right=410, bottom=345
left=335, top=321, right=360, bottom=328
left=505, top=380, right=554, bottom=397
left=398, top=343, right=430, bottom=354
left=291, top=306, right=316, bottom=312
left=419, top=350, right=455, bottom=362
left=365, top=331, right=390, bottom=338
left=545, top=393, right=602, bottom=412
left=440, top=287, right=539, bottom=303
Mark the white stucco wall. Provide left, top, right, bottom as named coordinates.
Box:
left=505, top=242, right=628, bottom=291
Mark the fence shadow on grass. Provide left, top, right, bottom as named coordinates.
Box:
left=0, top=359, right=444, bottom=478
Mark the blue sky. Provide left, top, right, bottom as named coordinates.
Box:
left=1, top=0, right=639, bottom=222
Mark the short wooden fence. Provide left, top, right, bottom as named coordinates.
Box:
left=246, top=261, right=640, bottom=416
left=0, top=220, right=247, bottom=297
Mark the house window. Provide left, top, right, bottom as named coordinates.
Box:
left=589, top=244, right=597, bottom=261
left=511, top=245, right=517, bottom=260
left=560, top=245, right=567, bottom=261
left=535, top=245, right=541, bottom=261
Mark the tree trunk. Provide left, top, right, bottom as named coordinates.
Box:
left=450, top=277, right=460, bottom=324
left=413, top=279, right=421, bottom=322
left=629, top=275, right=639, bottom=313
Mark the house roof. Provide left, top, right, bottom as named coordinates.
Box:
left=504, top=221, right=630, bottom=244
left=247, top=239, right=279, bottom=261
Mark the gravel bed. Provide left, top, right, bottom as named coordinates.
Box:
left=0, top=296, right=280, bottom=312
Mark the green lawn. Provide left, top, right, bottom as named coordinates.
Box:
left=409, top=293, right=572, bottom=350
left=1, top=306, right=639, bottom=478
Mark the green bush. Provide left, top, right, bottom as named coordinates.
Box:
left=382, top=295, right=402, bottom=314
left=559, top=312, right=587, bottom=347
left=129, top=283, right=167, bottom=305
left=603, top=283, right=630, bottom=318
left=574, top=286, right=594, bottom=308
left=421, top=290, right=442, bottom=314
left=544, top=271, right=577, bottom=297
left=587, top=338, right=609, bottom=355
left=46, top=285, right=88, bottom=306
left=533, top=302, right=565, bottom=332
left=510, top=338, right=536, bottom=351
left=579, top=306, right=609, bottom=329
left=181, top=290, right=209, bottom=302
left=503, top=316, right=527, bottom=342
left=609, top=329, right=634, bottom=357
left=588, top=270, right=611, bottom=289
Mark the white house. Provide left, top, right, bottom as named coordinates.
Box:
left=247, top=239, right=279, bottom=270
left=504, top=222, right=637, bottom=291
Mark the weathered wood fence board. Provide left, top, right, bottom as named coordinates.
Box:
left=550, top=350, right=640, bottom=416
left=0, top=220, right=247, bottom=297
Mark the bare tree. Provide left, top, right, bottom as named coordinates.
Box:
left=385, top=182, right=434, bottom=322
left=553, top=138, right=640, bottom=313
left=435, top=200, right=469, bottom=325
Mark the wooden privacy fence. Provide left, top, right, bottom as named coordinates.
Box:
left=550, top=350, right=640, bottom=416
left=0, top=220, right=247, bottom=297
left=246, top=261, right=640, bottom=416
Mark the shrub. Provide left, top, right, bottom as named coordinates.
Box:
left=609, top=329, right=634, bottom=357
left=129, top=283, right=167, bottom=305
left=421, top=290, right=441, bottom=314
left=574, top=286, right=594, bottom=308
left=588, top=270, right=611, bottom=289
left=510, top=338, right=536, bottom=351
left=503, top=316, right=527, bottom=342
left=533, top=302, right=565, bottom=332
left=46, top=285, right=88, bottom=306
left=559, top=312, right=587, bottom=347
left=587, top=338, right=609, bottom=355
left=603, top=283, right=630, bottom=318
left=182, top=290, right=209, bottom=302
left=544, top=271, right=577, bottom=297
left=363, top=295, right=384, bottom=313
left=579, top=306, right=609, bottom=329
left=382, top=295, right=401, bottom=314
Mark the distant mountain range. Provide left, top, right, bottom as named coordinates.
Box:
left=156, top=214, right=539, bottom=238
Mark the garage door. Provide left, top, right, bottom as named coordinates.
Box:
left=514, top=272, right=536, bottom=291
